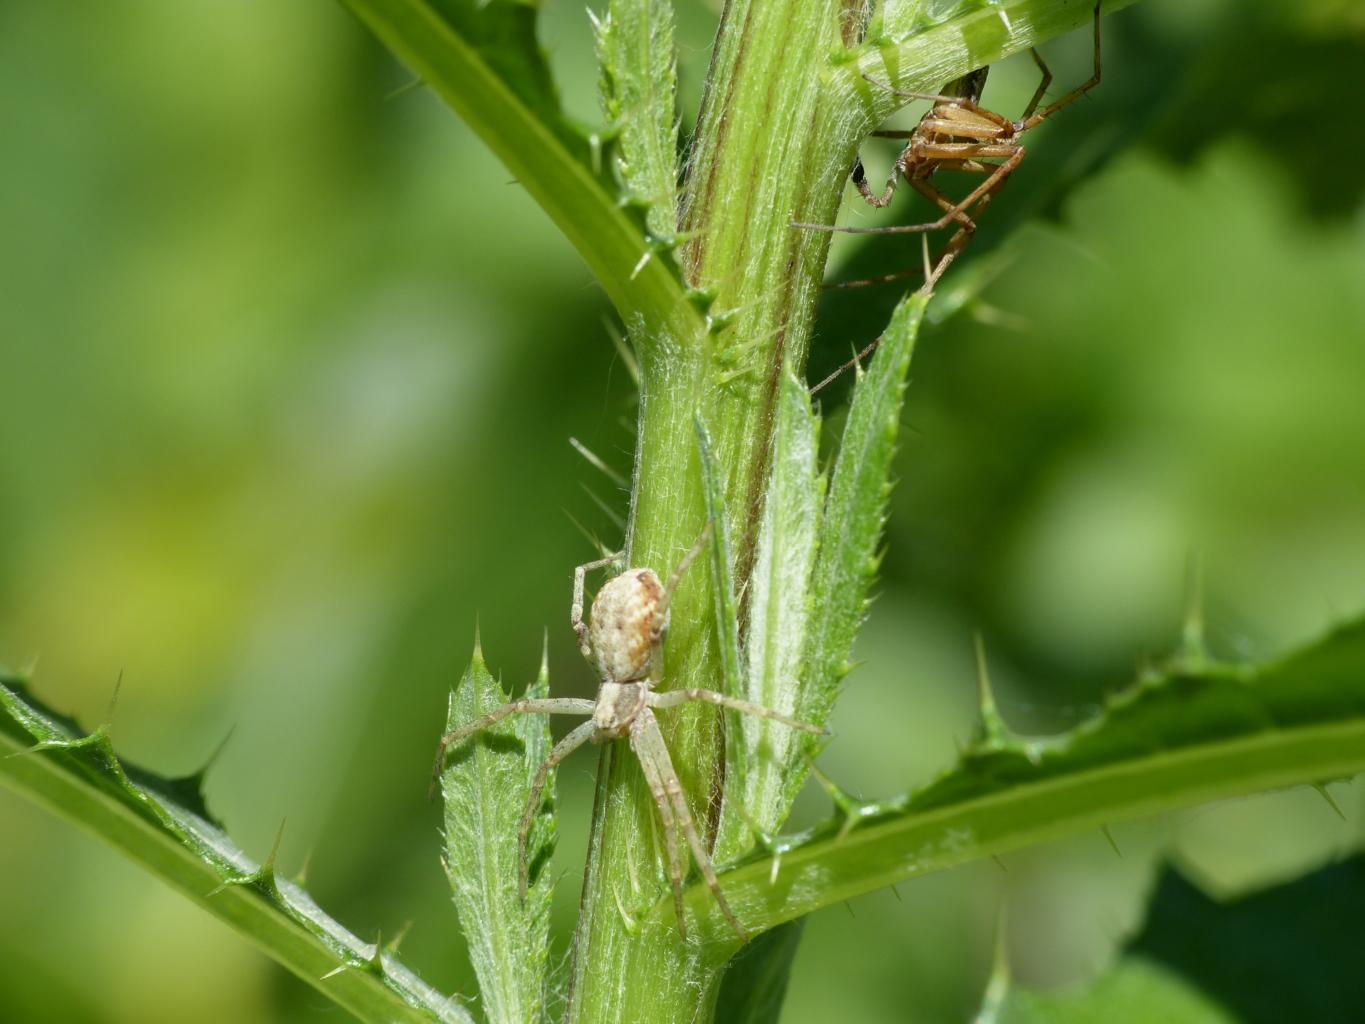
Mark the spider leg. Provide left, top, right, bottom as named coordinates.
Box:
left=631, top=708, right=748, bottom=941
left=1021, top=3, right=1101, bottom=131
left=573, top=553, right=621, bottom=663
left=647, top=688, right=826, bottom=736
left=822, top=264, right=927, bottom=292
left=516, top=719, right=597, bottom=896
left=816, top=170, right=1008, bottom=387
left=430, top=697, right=596, bottom=796
left=630, top=713, right=689, bottom=938
left=1021, top=47, right=1053, bottom=121
left=810, top=337, right=882, bottom=394
left=659, top=522, right=713, bottom=617
left=795, top=144, right=1019, bottom=236
left=851, top=145, right=910, bottom=209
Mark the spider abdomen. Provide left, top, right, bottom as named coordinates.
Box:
left=589, top=568, right=665, bottom=683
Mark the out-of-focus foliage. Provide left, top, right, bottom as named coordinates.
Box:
left=0, top=2, right=1362, bottom=1023
left=998, top=856, right=1365, bottom=1023
left=1129, top=856, right=1365, bottom=1023
left=999, top=957, right=1236, bottom=1024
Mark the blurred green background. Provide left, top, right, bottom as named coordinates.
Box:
left=2, top=1, right=1363, bottom=1021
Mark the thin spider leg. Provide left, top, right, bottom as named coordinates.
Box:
left=911, top=178, right=977, bottom=232
left=824, top=149, right=1009, bottom=294
left=1021, top=3, right=1101, bottom=131
left=848, top=132, right=993, bottom=226
left=647, top=688, right=826, bottom=736
left=851, top=144, right=911, bottom=209
left=796, top=145, right=1019, bottom=236
left=631, top=709, right=748, bottom=941
left=630, top=712, right=689, bottom=938
left=822, top=264, right=926, bottom=292
left=901, top=148, right=1024, bottom=235
left=658, top=521, right=713, bottom=619
left=1021, top=47, right=1053, bottom=121
left=516, top=719, right=596, bottom=896
left=908, top=176, right=977, bottom=231
left=811, top=338, right=881, bottom=394
left=430, top=697, right=596, bottom=796
left=573, top=553, right=620, bottom=662
left=819, top=196, right=966, bottom=295
left=920, top=165, right=1015, bottom=292
left=645, top=522, right=716, bottom=685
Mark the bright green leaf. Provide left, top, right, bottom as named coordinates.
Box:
left=593, top=0, right=680, bottom=240
left=673, top=616, right=1365, bottom=944
left=717, top=369, right=823, bottom=856
left=0, top=679, right=469, bottom=1024
left=438, top=643, right=555, bottom=1024
left=791, top=291, right=925, bottom=809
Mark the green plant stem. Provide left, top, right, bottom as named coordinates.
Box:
left=566, top=0, right=865, bottom=1017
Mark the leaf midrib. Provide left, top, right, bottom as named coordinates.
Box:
left=671, top=709, right=1365, bottom=940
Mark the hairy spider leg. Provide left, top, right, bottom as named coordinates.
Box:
left=517, top=718, right=597, bottom=895
left=573, top=552, right=622, bottom=663
left=631, top=706, right=748, bottom=941
left=1020, top=2, right=1101, bottom=130
left=647, top=687, right=826, bottom=736
left=631, top=709, right=692, bottom=937
left=657, top=522, right=714, bottom=625
left=430, top=696, right=597, bottom=797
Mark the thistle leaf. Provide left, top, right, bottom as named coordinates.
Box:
left=713, top=919, right=807, bottom=1024
left=593, top=0, right=681, bottom=240
left=438, top=643, right=554, bottom=1024
left=674, top=615, right=1365, bottom=945
left=695, top=414, right=749, bottom=796
left=716, top=369, right=822, bottom=856
left=791, top=291, right=925, bottom=807
left=0, top=678, right=469, bottom=1024
left=991, top=855, right=1365, bottom=1022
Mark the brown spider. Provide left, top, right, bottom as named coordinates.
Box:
left=797, top=4, right=1102, bottom=391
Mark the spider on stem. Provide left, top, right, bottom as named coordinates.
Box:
left=798, top=3, right=1102, bottom=393
left=431, top=524, right=825, bottom=941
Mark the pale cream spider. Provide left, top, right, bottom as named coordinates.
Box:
left=431, top=526, right=824, bottom=940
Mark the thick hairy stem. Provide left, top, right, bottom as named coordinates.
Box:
left=565, top=0, right=866, bottom=1018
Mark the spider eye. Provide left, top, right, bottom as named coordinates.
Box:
left=851, top=158, right=865, bottom=184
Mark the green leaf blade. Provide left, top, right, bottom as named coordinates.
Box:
left=0, top=679, right=469, bottom=1024
left=672, top=616, right=1365, bottom=944
left=594, top=0, right=681, bottom=240
left=426, top=0, right=579, bottom=153
left=717, top=369, right=822, bottom=856
left=792, top=291, right=925, bottom=804
left=439, top=645, right=554, bottom=1024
